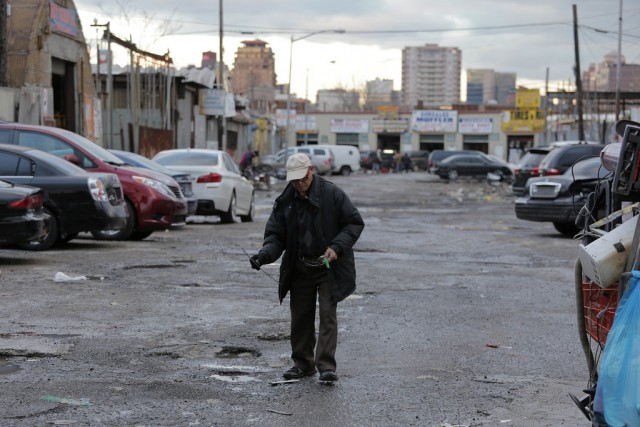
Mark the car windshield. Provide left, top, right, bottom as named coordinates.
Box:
left=54, top=128, right=126, bottom=165
left=516, top=151, right=548, bottom=168
left=566, top=157, right=607, bottom=179
left=155, top=151, right=219, bottom=166
left=111, top=150, right=178, bottom=175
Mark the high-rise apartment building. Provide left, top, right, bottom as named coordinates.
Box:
left=466, top=69, right=516, bottom=106
left=364, top=78, right=395, bottom=111
left=401, top=44, right=461, bottom=108
left=583, top=52, right=640, bottom=92
left=230, top=39, right=276, bottom=97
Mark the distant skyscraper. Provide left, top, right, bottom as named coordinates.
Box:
left=401, top=44, right=461, bottom=108
left=230, top=39, right=276, bottom=96
left=364, top=78, right=394, bottom=111
left=201, top=51, right=217, bottom=70
left=466, top=69, right=516, bottom=106
left=583, top=51, right=640, bottom=92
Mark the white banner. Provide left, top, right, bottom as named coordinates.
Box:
left=276, top=109, right=296, bottom=127
left=199, top=89, right=226, bottom=116
left=458, top=117, right=493, bottom=134
left=330, top=118, right=369, bottom=133
left=412, top=110, right=458, bottom=133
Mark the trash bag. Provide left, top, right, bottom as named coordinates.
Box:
left=593, top=270, right=640, bottom=427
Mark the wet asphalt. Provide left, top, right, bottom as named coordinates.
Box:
left=0, top=171, right=588, bottom=426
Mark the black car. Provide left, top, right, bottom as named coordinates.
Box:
left=432, top=153, right=514, bottom=181
left=0, top=144, right=128, bottom=250
left=514, top=157, right=609, bottom=236
left=0, top=179, right=47, bottom=246
left=427, top=149, right=482, bottom=173
left=109, top=149, right=198, bottom=216
left=511, top=147, right=552, bottom=196
left=538, top=143, right=605, bottom=177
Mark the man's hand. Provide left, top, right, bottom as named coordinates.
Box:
left=324, top=247, right=338, bottom=263
left=250, top=253, right=267, bottom=270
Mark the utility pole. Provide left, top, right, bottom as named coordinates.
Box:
left=218, top=0, right=227, bottom=153
left=615, top=0, right=623, bottom=121
left=544, top=67, right=551, bottom=145
left=0, top=0, right=7, bottom=87
left=572, top=4, right=585, bottom=142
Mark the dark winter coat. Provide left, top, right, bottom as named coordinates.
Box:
left=258, top=176, right=364, bottom=303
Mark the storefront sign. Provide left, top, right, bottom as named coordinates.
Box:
left=330, top=119, right=369, bottom=133
left=412, top=110, right=458, bottom=132
left=199, top=89, right=235, bottom=117
left=501, top=109, right=545, bottom=133
left=49, top=0, right=80, bottom=38
left=371, top=119, right=409, bottom=133
left=459, top=117, right=493, bottom=134
left=516, top=89, right=541, bottom=109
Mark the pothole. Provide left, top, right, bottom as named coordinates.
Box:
left=216, top=346, right=261, bottom=358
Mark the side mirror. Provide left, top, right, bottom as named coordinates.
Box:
left=63, top=154, right=81, bottom=165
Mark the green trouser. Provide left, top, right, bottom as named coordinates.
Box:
left=289, top=260, right=337, bottom=373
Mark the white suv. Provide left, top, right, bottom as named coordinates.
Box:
left=263, top=146, right=334, bottom=178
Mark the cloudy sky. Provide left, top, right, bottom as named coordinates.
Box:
left=73, top=0, right=640, bottom=101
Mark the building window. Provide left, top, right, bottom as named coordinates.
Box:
left=296, top=133, right=318, bottom=145
left=336, top=133, right=359, bottom=145
left=462, top=134, right=489, bottom=153
left=419, top=134, right=445, bottom=151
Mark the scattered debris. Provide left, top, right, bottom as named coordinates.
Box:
left=269, top=379, right=299, bottom=386
left=40, top=395, right=93, bottom=406
left=53, top=272, right=87, bottom=282
left=266, top=409, right=293, bottom=416
left=486, top=344, right=512, bottom=349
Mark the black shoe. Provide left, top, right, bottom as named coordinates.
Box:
left=282, top=367, right=316, bottom=380
left=319, top=370, right=338, bottom=382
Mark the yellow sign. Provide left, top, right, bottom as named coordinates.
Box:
left=516, top=89, right=540, bottom=109
left=502, top=109, right=545, bottom=133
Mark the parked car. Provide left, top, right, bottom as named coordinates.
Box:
left=408, top=150, right=430, bottom=171
left=432, top=153, right=514, bottom=181
left=359, top=150, right=395, bottom=171
left=152, top=149, right=255, bottom=223
left=314, top=144, right=360, bottom=176
left=0, top=123, right=187, bottom=241
left=511, top=147, right=552, bottom=196
left=0, top=179, right=48, bottom=246
left=0, top=144, right=129, bottom=250
left=537, top=143, right=605, bottom=177
left=514, top=156, right=609, bottom=236
left=262, top=146, right=334, bottom=178
left=109, top=149, right=197, bottom=216
left=427, top=149, right=482, bottom=173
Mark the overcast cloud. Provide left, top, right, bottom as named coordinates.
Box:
left=74, top=0, right=640, bottom=99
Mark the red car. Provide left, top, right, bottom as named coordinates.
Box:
left=0, top=123, right=187, bottom=240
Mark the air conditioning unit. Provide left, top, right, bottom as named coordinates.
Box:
left=578, top=215, right=638, bottom=288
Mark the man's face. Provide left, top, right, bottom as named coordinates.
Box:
left=291, top=167, right=314, bottom=194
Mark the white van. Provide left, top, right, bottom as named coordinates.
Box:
left=316, top=144, right=361, bottom=176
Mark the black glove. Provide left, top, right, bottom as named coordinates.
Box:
left=250, top=253, right=267, bottom=270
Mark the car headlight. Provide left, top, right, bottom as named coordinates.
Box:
left=132, top=175, right=174, bottom=198
left=88, top=177, right=108, bottom=202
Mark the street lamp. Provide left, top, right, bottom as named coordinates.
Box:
left=284, top=29, right=344, bottom=161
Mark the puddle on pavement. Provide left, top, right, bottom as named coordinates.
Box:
left=0, top=332, right=79, bottom=339
left=122, top=264, right=183, bottom=270
left=0, top=357, right=21, bottom=375
left=210, top=374, right=261, bottom=383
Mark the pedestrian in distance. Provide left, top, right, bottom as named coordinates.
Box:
left=402, top=152, right=412, bottom=173
left=372, top=150, right=381, bottom=174
left=249, top=153, right=365, bottom=384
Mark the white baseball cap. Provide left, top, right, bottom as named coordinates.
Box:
left=286, top=153, right=312, bottom=181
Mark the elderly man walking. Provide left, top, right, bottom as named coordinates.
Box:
left=250, top=153, right=364, bottom=383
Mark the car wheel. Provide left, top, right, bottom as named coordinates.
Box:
left=553, top=222, right=579, bottom=237
left=18, top=207, right=58, bottom=251
left=447, top=169, right=459, bottom=180
left=240, top=192, right=255, bottom=223
left=220, top=192, right=240, bottom=224
left=91, top=199, right=136, bottom=241
left=339, top=166, right=351, bottom=176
